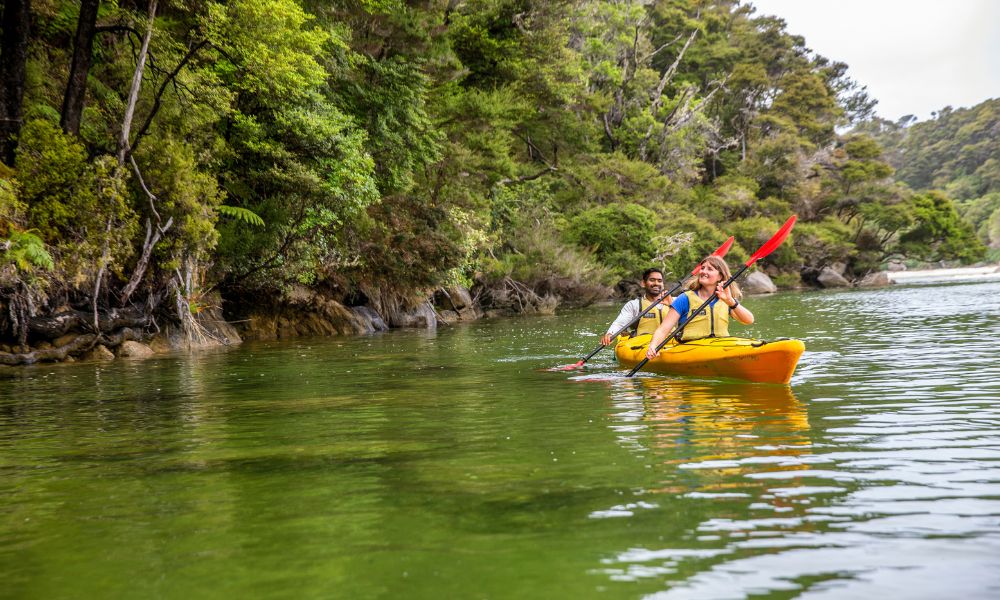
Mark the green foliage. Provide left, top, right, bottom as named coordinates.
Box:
left=3, top=228, right=54, bottom=273
left=768, top=72, right=840, bottom=146
left=728, top=216, right=801, bottom=271
left=337, top=55, right=443, bottom=194
left=218, top=205, right=265, bottom=227
left=206, top=0, right=331, bottom=104
left=138, top=138, right=226, bottom=261
left=483, top=222, right=613, bottom=286
left=957, top=192, right=1000, bottom=246
left=652, top=210, right=733, bottom=281
left=16, top=120, right=137, bottom=285
left=8, top=0, right=990, bottom=331
left=0, top=176, right=24, bottom=231
left=865, top=100, right=1000, bottom=246
left=897, top=191, right=985, bottom=263
left=564, top=204, right=657, bottom=278
left=792, top=217, right=853, bottom=268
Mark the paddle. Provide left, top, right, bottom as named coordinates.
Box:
left=626, top=215, right=797, bottom=377
left=551, top=236, right=735, bottom=371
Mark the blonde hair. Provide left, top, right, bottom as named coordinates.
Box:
left=688, top=255, right=742, bottom=300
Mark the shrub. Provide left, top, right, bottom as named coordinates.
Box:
left=728, top=216, right=801, bottom=271
left=564, top=203, right=657, bottom=278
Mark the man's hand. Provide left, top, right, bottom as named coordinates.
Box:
left=601, top=333, right=613, bottom=346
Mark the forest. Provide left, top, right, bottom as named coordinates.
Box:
left=0, top=0, right=989, bottom=363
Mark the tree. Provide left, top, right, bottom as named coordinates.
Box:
left=0, top=0, right=31, bottom=166
left=60, top=0, right=101, bottom=136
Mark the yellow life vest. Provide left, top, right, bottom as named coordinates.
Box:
left=631, top=296, right=665, bottom=337
left=677, top=290, right=730, bottom=341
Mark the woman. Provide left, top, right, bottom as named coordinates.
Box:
left=645, top=255, right=754, bottom=359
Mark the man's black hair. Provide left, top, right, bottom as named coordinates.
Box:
left=641, top=268, right=663, bottom=281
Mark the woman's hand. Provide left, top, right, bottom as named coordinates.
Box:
left=715, top=286, right=736, bottom=308
left=645, top=344, right=660, bottom=359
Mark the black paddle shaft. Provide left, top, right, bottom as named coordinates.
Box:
left=625, top=264, right=749, bottom=377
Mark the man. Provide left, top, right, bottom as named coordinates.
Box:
left=601, top=268, right=672, bottom=345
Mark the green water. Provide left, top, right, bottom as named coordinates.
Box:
left=3, top=277, right=1000, bottom=599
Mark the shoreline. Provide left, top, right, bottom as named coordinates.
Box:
left=888, top=264, right=1000, bottom=284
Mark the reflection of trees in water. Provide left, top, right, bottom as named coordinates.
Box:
left=607, top=378, right=811, bottom=497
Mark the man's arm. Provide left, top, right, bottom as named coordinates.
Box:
left=601, top=299, right=639, bottom=345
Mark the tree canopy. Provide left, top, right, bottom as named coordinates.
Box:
left=0, top=0, right=987, bottom=346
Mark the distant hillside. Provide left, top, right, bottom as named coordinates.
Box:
left=858, top=99, right=1000, bottom=248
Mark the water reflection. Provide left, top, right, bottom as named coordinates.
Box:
left=4, top=280, right=1000, bottom=598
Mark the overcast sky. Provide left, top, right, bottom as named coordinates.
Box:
left=747, top=0, right=1000, bottom=122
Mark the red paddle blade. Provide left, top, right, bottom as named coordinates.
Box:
left=745, top=215, right=797, bottom=267
left=548, top=360, right=585, bottom=371
left=712, top=235, right=735, bottom=258
left=690, top=236, right=735, bottom=275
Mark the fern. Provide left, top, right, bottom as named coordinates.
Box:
left=218, top=205, right=265, bottom=227
left=3, top=228, right=54, bottom=272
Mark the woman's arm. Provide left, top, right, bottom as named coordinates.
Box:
left=731, top=303, right=754, bottom=325
left=645, top=307, right=681, bottom=359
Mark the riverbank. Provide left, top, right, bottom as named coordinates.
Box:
left=888, top=264, right=1000, bottom=284
left=2, top=263, right=995, bottom=367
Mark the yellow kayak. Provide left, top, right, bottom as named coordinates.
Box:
left=616, top=334, right=805, bottom=384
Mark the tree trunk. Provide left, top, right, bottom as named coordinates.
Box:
left=0, top=0, right=31, bottom=166
left=117, top=0, right=157, bottom=165
left=60, top=0, right=101, bottom=136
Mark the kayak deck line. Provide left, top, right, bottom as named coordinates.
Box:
left=615, top=335, right=805, bottom=385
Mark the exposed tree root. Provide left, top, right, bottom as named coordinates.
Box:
left=0, top=327, right=142, bottom=366
left=474, top=276, right=558, bottom=315
left=27, top=308, right=152, bottom=339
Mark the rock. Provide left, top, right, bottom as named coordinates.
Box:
left=117, top=340, right=154, bottom=358
left=434, top=286, right=474, bottom=311
left=395, top=301, right=437, bottom=329
left=82, top=344, right=115, bottom=362
left=817, top=267, right=851, bottom=288
left=830, top=262, right=848, bottom=276
left=35, top=341, right=53, bottom=350
left=887, top=260, right=907, bottom=272
left=350, top=305, right=389, bottom=334
left=857, top=271, right=892, bottom=287
left=63, top=355, right=75, bottom=363
left=53, top=333, right=79, bottom=347
left=457, top=306, right=482, bottom=321
left=742, top=271, right=778, bottom=294
left=436, top=309, right=460, bottom=325
left=147, top=335, right=173, bottom=354
left=449, top=286, right=474, bottom=310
